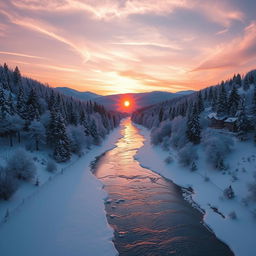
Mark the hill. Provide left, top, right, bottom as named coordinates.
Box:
left=55, top=87, right=101, bottom=101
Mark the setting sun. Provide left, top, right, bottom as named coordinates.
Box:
left=124, top=100, right=130, bottom=107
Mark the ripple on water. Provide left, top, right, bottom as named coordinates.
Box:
left=93, top=118, right=234, bottom=256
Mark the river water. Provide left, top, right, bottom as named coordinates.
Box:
left=92, top=118, right=234, bottom=256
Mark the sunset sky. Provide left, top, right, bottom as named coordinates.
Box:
left=0, top=0, right=256, bottom=95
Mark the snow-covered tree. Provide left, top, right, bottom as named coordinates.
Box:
left=202, top=131, right=233, bottom=170
left=53, top=113, right=71, bottom=162
left=236, top=100, right=250, bottom=140
left=16, top=87, right=27, bottom=120
left=67, top=125, right=88, bottom=155
left=28, top=120, right=46, bottom=150
left=217, top=84, right=228, bottom=116
left=197, top=91, right=204, bottom=113
left=5, top=149, right=36, bottom=181
left=151, top=120, right=172, bottom=145
left=26, top=88, right=40, bottom=122
left=228, top=86, right=240, bottom=116
left=13, top=66, right=21, bottom=86
left=178, top=143, right=198, bottom=166
left=186, top=105, right=201, bottom=144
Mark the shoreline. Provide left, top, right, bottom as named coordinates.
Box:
left=134, top=123, right=255, bottom=256
left=0, top=126, right=123, bottom=256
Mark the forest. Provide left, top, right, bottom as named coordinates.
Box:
left=0, top=63, right=121, bottom=201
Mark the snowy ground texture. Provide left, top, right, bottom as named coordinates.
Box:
left=0, top=127, right=122, bottom=256
left=135, top=124, right=255, bottom=256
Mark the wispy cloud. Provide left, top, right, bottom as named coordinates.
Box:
left=193, top=21, right=256, bottom=71
left=0, top=8, right=91, bottom=62
left=112, top=42, right=182, bottom=51
left=216, top=28, right=229, bottom=35
left=0, top=51, right=46, bottom=60
left=0, top=0, right=255, bottom=94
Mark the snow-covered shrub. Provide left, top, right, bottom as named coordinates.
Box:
left=28, top=120, right=46, bottom=151
left=151, top=120, right=172, bottom=145
left=67, top=125, right=88, bottom=156
left=178, top=143, right=198, bottom=166
left=202, top=130, right=234, bottom=170
left=46, top=159, right=57, bottom=173
left=0, top=167, right=18, bottom=200
left=223, top=185, right=235, bottom=199
left=169, top=116, right=188, bottom=149
left=5, top=149, right=36, bottom=181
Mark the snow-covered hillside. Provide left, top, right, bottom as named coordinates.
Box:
left=132, top=70, right=256, bottom=256
left=0, top=125, right=122, bottom=256
left=0, top=63, right=121, bottom=208
left=135, top=125, right=255, bottom=256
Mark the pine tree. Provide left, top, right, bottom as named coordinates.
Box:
left=197, top=91, right=204, bottom=113
left=6, top=92, right=14, bottom=115
left=228, top=86, right=240, bottom=116
left=90, top=119, right=100, bottom=144
left=243, top=76, right=250, bottom=91
left=28, top=120, right=45, bottom=151
left=208, top=87, right=214, bottom=101
left=236, top=73, right=242, bottom=87
left=16, top=87, right=27, bottom=120
left=0, top=88, right=8, bottom=114
left=48, top=91, right=55, bottom=110
left=53, top=113, right=71, bottom=162
left=159, top=107, right=164, bottom=123
left=186, top=104, right=201, bottom=144
left=237, top=100, right=250, bottom=140
left=252, top=85, right=256, bottom=116
left=26, top=89, right=40, bottom=122
left=13, top=66, right=21, bottom=85
left=79, top=110, right=85, bottom=125
left=217, top=85, right=228, bottom=116
left=69, top=103, right=78, bottom=125
left=47, top=108, right=59, bottom=146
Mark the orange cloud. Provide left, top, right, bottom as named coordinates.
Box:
left=193, top=22, right=256, bottom=71
left=0, top=51, right=46, bottom=59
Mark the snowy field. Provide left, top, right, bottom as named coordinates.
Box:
left=135, top=124, right=256, bottom=256
left=0, top=127, right=122, bottom=256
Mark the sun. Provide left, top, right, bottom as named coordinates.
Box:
left=124, top=100, right=130, bottom=107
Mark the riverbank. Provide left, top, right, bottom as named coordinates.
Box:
left=93, top=118, right=233, bottom=256
left=0, top=126, right=122, bottom=256
left=135, top=124, right=255, bottom=256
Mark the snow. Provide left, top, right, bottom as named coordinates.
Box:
left=0, top=127, right=122, bottom=256
left=207, top=112, right=226, bottom=120
left=225, top=117, right=238, bottom=123
left=134, top=123, right=256, bottom=256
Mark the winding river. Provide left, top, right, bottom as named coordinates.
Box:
left=92, top=118, right=234, bottom=256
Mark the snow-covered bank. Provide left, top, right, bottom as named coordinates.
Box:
left=0, top=126, right=123, bottom=256
left=135, top=124, right=255, bottom=256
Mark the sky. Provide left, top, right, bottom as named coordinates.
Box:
left=0, top=0, right=256, bottom=95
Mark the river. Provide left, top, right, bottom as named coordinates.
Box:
left=92, top=118, right=234, bottom=256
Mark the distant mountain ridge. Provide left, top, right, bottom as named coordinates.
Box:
left=55, top=87, right=101, bottom=101
left=55, top=87, right=194, bottom=111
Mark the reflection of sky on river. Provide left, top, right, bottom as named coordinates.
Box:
left=93, top=118, right=234, bottom=256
